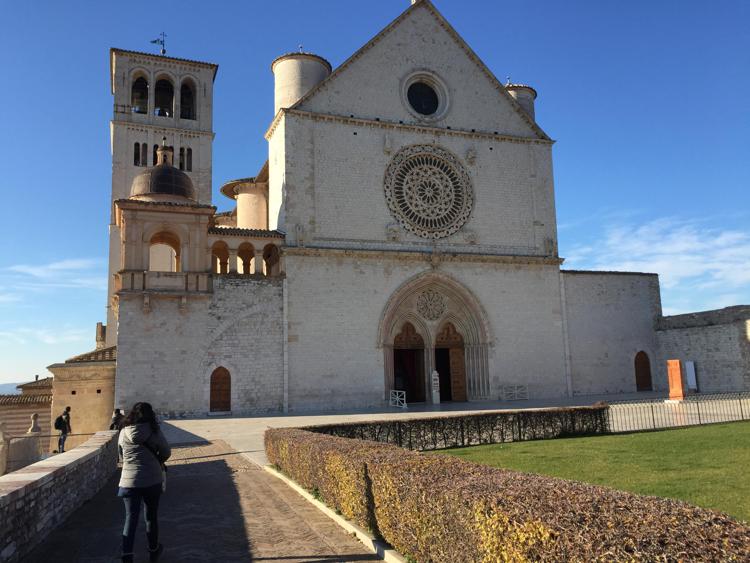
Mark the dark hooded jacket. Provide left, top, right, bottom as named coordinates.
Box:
left=118, top=422, right=171, bottom=488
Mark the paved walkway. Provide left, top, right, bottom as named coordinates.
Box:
left=26, top=441, right=378, bottom=562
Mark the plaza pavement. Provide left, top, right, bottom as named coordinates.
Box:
left=160, top=391, right=663, bottom=466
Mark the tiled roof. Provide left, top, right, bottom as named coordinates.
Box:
left=66, top=346, right=117, bottom=364
left=208, top=227, right=285, bottom=238
left=16, top=377, right=53, bottom=390
left=0, top=394, right=52, bottom=406
left=110, top=48, right=218, bottom=72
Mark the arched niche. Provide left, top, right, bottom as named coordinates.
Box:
left=378, top=272, right=491, bottom=402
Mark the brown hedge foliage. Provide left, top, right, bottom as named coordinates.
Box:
left=265, top=428, right=750, bottom=562
left=305, top=405, right=609, bottom=451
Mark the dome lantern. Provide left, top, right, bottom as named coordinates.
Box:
left=130, top=137, right=196, bottom=202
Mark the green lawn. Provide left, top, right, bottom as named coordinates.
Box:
left=443, top=421, right=750, bottom=522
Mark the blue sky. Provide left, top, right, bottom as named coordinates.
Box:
left=0, top=0, right=748, bottom=384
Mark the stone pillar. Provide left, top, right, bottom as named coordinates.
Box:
left=667, top=359, right=687, bottom=401
left=254, top=249, right=265, bottom=275
left=228, top=250, right=238, bottom=273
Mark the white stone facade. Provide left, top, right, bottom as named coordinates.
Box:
left=74, top=0, right=746, bottom=418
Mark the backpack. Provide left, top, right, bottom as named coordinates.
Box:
left=54, top=415, right=65, bottom=431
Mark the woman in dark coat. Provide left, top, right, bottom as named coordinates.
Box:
left=117, top=402, right=171, bottom=562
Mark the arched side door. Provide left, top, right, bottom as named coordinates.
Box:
left=634, top=351, right=653, bottom=391
left=210, top=367, right=231, bottom=412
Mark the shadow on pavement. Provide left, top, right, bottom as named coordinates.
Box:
left=26, top=456, right=251, bottom=562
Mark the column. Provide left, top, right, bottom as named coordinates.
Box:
left=254, top=249, right=265, bottom=275
left=228, top=250, right=238, bottom=273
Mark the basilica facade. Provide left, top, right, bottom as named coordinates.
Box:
left=46, top=0, right=749, bottom=422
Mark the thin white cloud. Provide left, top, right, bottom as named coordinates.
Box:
left=1, top=257, right=106, bottom=295
left=563, top=217, right=750, bottom=313
left=0, top=327, right=89, bottom=346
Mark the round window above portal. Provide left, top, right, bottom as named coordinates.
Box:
left=401, top=71, right=449, bottom=121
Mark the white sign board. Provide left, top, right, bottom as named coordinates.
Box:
left=685, top=361, right=698, bottom=391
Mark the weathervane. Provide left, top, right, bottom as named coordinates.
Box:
left=150, top=32, right=167, bottom=55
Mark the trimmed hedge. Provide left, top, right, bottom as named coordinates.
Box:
left=306, top=405, right=609, bottom=451
left=266, top=428, right=750, bottom=562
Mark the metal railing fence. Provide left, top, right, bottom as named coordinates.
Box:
left=607, top=392, right=750, bottom=433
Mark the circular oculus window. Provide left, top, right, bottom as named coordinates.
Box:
left=407, top=82, right=439, bottom=116
left=384, top=145, right=473, bottom=239
left=401, top=72, right=449, bottom=121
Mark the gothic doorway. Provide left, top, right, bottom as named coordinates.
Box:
left=435, top=323, right=467, bottom=402
left=393, top=322, right=426, bottom=403
left=634, top=351, right=653, bottom=391
left=210, top=367, right=231, bottom=412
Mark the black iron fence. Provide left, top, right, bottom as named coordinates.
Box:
left=607, top=392, right=750, bottom=433
left=306, top=405, right=609, bottom=451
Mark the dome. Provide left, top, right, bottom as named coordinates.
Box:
left=130, top=144, right=196, bottom=201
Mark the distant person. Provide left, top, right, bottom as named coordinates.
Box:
left=118, top=402, right=171, bottom=562
left=54, top=406, right=72, bottom=453
left=110, top=408, right=124, bottom=430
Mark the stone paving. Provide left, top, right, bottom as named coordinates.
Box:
left=25, top=441, right=378, bottom=562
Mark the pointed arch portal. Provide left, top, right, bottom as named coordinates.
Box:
left=379, top=272, right=491, bottom=403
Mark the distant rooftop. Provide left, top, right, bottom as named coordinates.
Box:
left=0, top=393, right=52, bottom=406
left=66, top=346, right=117, bottom=364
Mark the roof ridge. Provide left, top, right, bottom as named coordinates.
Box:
left=286, top=0, right=549, bottom=141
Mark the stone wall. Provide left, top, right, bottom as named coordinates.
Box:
left=658, top=306, right=750, bottom=393
left=116, top=276, right=284, bottom=417
left=276, top=111, right=555, bottom=256
left=47, top=361, right=116, bottom=452
left=561, top=271, right=663, bottom=395
left=0, top=431, right=118, bottom=562
left=284, top=251, right=568, bottom=411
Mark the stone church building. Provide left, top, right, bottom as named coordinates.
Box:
left=44, top=0, right=748, bottom=423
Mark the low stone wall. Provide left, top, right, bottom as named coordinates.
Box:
left=0, top=430, right=118, bottom=562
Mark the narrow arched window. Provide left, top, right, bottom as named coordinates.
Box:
left=140, top=143, right=147, bottom=167
left=154, top=79, right=174, bottom=117
left=153, top=144, right=158, bottom=166
left=130, top=77, right=148, bottom=114
left=186, top=148, right=193, bottom=171
left=179, top=147, right=185, bottom=170
left=180, top=81, right=196, bottom=120
left=133, top=142, right=140, bottom=166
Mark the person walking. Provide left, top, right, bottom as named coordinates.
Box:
left=109, top=408, right=124, bottom=430
left=54, top=406, right=72, bottom=453
left=118, top=402, right=171, bottom=562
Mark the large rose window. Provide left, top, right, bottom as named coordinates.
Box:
left=384, top=145, right=473, bottom=239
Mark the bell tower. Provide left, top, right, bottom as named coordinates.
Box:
left=105, top=48, right=219, bottom=345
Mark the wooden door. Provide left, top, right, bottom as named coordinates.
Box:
left=449, top=347, right=467, bottom=401
left=210, top=367, right=231, bottom=411
left=436, top=323, right=467, bottom=402
left=634, top=351, right=652, bottom=391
